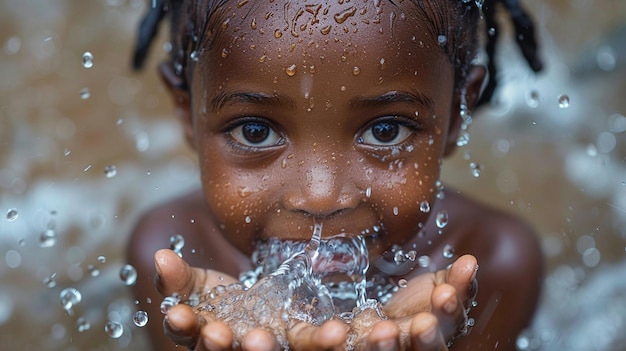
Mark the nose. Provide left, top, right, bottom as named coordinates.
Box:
left=282, top=163, right=361, bottom=218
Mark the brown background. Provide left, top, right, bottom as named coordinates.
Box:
left=0, top=0, right=625, bottom=349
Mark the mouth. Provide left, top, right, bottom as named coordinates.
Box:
left=250, top=226, right=383, bottom=279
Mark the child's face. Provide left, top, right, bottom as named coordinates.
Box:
left=183, top=1, right=460, bottom=257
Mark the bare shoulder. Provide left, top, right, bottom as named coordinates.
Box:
left=443, top=190, right=544, bottom=350
left=127, top=190, right=217, bottom=268
left=444, top=189, right=544, bottom=278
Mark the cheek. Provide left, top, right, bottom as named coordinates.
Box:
left=367, top=146, right=442, bottom=219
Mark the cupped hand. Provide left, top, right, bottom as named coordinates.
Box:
left=288, top=254, right=479, bottom=351
left=154, top=249, right=477, bottom=351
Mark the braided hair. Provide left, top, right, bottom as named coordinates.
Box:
left=132, top=0, right=542, bottom=105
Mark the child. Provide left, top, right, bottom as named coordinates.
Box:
left=128, top=0, right=544, bottom=350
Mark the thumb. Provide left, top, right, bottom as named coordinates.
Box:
left=154, top=249, right=197, bottom=298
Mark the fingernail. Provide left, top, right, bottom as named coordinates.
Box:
left=376, top=339, right=398, bottom=351
left=444, top=296, right=458, bottom=314
left=419, top=325, right=437, bottom=344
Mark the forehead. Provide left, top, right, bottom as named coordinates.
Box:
left=192, top=0, right=454, bottom=102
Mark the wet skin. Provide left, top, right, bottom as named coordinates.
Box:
left=128, top=1, right=544, bottom=350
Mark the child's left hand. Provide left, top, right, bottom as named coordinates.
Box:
left=155, top=249, right=477, bottom=351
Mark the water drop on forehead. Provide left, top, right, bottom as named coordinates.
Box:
left=82, top=51, right=93, bottom=68
left=419, top=201, right=430, bottom=213
left=285, top=64, right=297, bottom=76
left=105, top=321, right=123, bottom=338
left=437, top=35, right=447, bottom=45
left=6, top=209, right=18, bottom=221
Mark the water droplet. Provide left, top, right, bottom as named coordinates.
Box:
left=6, top=209, right=18, bottom=221
left=285, top=63, right=296, bottom=76
left=104, top=165, right=117, bottom=178
left=190, top=50, right=199, bottom=61
left=437, top=35, right=447, bottom=45
left=334, top=6, right=357, bottom=24
left=79, top=88, right=90, bottom=100
left=419, top=201, right=430, bottom=213
left=119, top=264, right=137, bottom=286
left=133, top=310, right=149, bottom=327
left=405, top=250, right=416, bottom=261
left=77, top=317, right=91, bottom=332
left=245, top=215, right=252, bottom=224
left=169, top=234, right=185, bottom=252
left=105, top=321, right=123, bottom=338
left=39, top=229, right=57, bottom=248
left=60, top=288, right=82, bottom=311
left=274, top=29, right=283, bottom=38
left=44, top=273, right=57, bottom=288
left=365, top=186, right=372, bottom=198
left=221, top=48, right=229, bottom=58
left=442, top=244, right=455, bottom=259
left=557, top=94, right=570, bottom=108
left=596, top=45, right=617, bottom=71
left=97, top=255, right=106, bottom=263
left=469, top=162, right=481, bottom=177
left=525, top=90, right=540, bottom=108
left=352, top=66, right=360, bottom=75
left=82, top=51, right=94, bottom=68
left=392, top=207, right=399, bottom=216
left=487, top=27, right=496, bottom=36
left=417, top=255, right=431, bottom=268
left=160, top=295, right=180, bottom=314
left=397, top=279, right=408, bottom=288
left=87, top=264, right=100, bottom=277
left=340, top=85, right=347, bottom=92
left=456, top=131, right=470, bottom=147
left=379, top=57, right=386, bottom=70
left=435, top=210, right=448, bottom=229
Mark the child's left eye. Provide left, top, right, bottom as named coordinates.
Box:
left=229, top=120, right=282, bottom=148
left=358, top=118, right=415, bottom=146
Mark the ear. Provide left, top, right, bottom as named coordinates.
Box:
left=158, top=62, right=195, bottom=149
left=444, top=65, right=487, bottom=157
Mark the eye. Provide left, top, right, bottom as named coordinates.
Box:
left=359, top=118, right=415, bottom=146
left=229, top=120, right=282, bottom=148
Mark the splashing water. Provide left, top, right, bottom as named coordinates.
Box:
left=192, top=221, right=386, bottom=350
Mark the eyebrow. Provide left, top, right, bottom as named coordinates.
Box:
left=210, top=90, right=297, bottom=112
left=348, top=90, right=434, bottom=110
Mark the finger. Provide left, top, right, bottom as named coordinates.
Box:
left=365, top=320, right=400, bottom=351
left=197, top=321, right=235, bottom=351
left=242, top=328, right=280, bottom=351
left=155, top=249, right=200, bottom=297
left=444, top=254, right=478, bottom=303
left=154, top=249, right=238, bottom=298
left=430, top=284, right=465, bottom=342
left=409, top=312, right=447, bottom=351
left=163, top=303, right=203, bottom=347
left=288, top=319, right=346, bottom=351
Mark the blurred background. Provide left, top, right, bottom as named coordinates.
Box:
left=0, top=0, right=624, bottom=350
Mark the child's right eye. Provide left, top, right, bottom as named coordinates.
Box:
left=228, top=120, right=283, bottom=148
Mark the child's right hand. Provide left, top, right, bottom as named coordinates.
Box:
left=154, top=249, right=477, bottom=351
